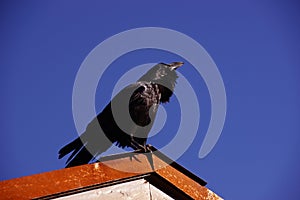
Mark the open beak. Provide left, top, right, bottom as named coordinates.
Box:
left=169, top=62, right=184, bottom=70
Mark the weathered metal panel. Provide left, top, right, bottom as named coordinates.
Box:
left=0, top=150, right=222, bottom=200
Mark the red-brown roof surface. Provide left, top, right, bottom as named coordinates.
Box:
left=0, top=148, right=222, bottom=199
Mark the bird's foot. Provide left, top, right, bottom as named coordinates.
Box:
left=144, top=144, right=153, bottom=153
left=127, top=140, right=144, bottom=161
left=128, top=143, right=154, bottom=170
left=135, top=144, right=153, bottom=153
left=128, top=143, right=148, bottom=161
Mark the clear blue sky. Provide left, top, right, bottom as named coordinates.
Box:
left=1, top=1, right=299, bottom=199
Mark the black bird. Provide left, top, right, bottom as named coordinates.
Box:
left=58, top=62, right=183, bottom=167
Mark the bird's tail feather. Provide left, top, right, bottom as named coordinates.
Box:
left=58, top=137, right=96, bottom=168
left=58, top=137, right=82, bottom=160
left=65, top=146, right=94, bottom=168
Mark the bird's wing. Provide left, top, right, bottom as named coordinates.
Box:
left=58, top=82, right=161, bottom=167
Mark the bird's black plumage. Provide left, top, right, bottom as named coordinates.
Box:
left=58, top=62, right=183, bottom=167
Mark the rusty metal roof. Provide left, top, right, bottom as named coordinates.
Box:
left=0, top=147, right=222, bottom=200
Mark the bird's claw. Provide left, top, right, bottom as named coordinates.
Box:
left=136, top=144, right=153, bottom=153
left=144, top=144, right=153, bottom=153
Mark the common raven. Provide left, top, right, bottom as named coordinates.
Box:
left=58, top=62, right=183, bottom=167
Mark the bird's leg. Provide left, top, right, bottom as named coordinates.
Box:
left=127, top=138, right=144, bottom=162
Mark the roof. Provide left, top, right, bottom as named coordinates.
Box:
left=0, top=147, right=222, bottom=199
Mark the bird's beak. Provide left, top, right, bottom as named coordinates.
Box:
left=169, top=62, right=184, bottom=70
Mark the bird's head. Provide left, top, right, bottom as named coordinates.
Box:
left=138, top=62, right=184, bottom=102
left=167, top=61, right=184, bottom=70
left=138, top=62, right=183, bottom=82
